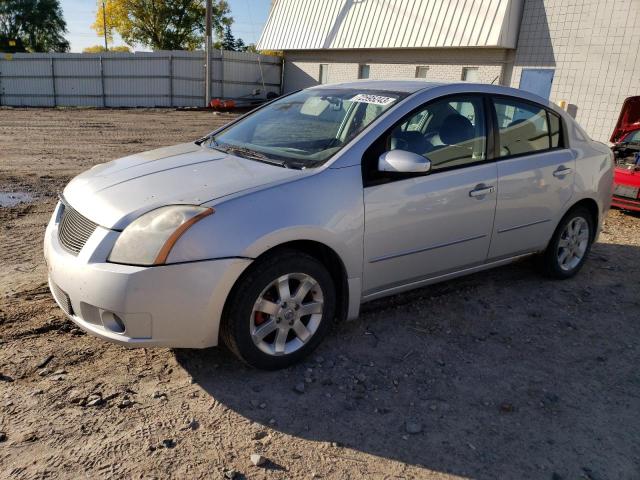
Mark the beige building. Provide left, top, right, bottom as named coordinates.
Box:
left=258, top=0, right=640, bottom=142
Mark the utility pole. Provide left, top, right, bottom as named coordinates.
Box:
left=101, top=0, right=109, bottom=50
left=204, top=0, right=212, bottom=106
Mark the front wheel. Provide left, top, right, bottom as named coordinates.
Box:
left=220, top=250, right=336, bottom=369
left=539, top=206, right=594, bottom=279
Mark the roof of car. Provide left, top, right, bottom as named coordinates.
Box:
left=310, top=79, right=447, bottom=93
left=307, top=80, right=568, bottom=118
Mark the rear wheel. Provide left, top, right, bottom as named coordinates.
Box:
left=539, top=206, right=594, bottom=279
left=220, top=250, right=336, bottom=369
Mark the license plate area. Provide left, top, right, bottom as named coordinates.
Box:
left=614, top=184, right=639, bottom=199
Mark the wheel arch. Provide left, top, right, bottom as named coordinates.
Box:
left=567, top=197, right=599, bottom=241
left=223, top=240, right=351, bottom=327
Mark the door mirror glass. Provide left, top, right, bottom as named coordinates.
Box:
left=378, top=150, right=431, bottom=174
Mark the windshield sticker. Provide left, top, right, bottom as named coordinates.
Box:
left=350, top=94, right=396, bottom=106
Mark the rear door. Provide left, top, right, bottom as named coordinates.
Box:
left=488, top=96, right=575, bottom=260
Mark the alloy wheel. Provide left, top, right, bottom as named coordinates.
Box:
left=250, top=273, right=324, bottom=356
left=556, top=216, right=589, bottom=271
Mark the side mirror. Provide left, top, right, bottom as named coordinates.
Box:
left=378, top=150, right=431, bottom=174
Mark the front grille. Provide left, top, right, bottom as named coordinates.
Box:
left=57, top=200, right=98, bottom=254
left=49, top=280, right=74, bottom=316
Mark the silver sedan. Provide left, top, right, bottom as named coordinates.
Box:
left=44, top=81, right=613, bottom=369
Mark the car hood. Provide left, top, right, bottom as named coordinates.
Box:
left=63, top=142, right=305, bottom=229
left=611, top=96, right=640, bottom=143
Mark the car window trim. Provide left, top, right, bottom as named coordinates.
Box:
left=488, top=94, right=570, bottom=162
left=546, top=108, right=568, bottom=149
left=362, top=93, right=493, bottom=187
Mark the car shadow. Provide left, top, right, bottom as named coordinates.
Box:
left=175, top=242, right=640, bottom=479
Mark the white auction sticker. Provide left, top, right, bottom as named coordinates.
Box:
left=350, top=94, right=396, bottom=106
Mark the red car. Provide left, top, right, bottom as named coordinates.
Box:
left=611, top=97, right=640, bottom=211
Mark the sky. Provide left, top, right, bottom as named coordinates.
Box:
left=60, top=0, right=272, bottom=52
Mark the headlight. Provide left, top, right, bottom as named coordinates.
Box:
left=108, top=205, right=214, bottom=266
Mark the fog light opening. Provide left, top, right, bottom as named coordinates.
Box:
left=101, top=311, right=126, bottom=334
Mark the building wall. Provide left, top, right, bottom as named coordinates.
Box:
left=283, top=48, right=509, bottom=92
left=508, top=0, right=640, bottom=142
left=280, top=0, right=640, bottom=143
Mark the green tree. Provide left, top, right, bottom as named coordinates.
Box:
left=244, top=43, right=258, bottom=53
left=83, top=45, right=131, bottom=53
left=213, top=24, right=248, bottom=52
left=220, top=24, right=236, bottom=50
left=0, top=0, right=70, bottom=52
left=234, top=37, right=246, bottom=52
left=93, top=0, right=232, bottom=51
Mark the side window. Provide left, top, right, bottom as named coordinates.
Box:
left=319, top=64, right=328, bottom=84
left=387, top=96, right=487, bottom=171
left=415, top=66, right=429, bottom=78
left=492, top=98, right=551, bottom=157
left=361, top=102, right=385, bottom=126
left=462, top=67, right=479, bottom=82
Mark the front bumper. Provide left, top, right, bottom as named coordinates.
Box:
left=44, top=204, right=251, bottom=348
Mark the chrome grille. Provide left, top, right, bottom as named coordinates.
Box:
left=57, top=201, right=97, bottom=254
left=49, top=280, right=73, bottom=316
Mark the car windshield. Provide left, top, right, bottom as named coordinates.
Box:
left=206, top=88, right=406, bottom=168
left=622, top=130, right=640, bottom=143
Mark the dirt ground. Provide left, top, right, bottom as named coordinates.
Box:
left=1, top=108, right=639, bottom=480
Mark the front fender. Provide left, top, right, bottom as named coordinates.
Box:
left=165, top=165, right=365, bottom=280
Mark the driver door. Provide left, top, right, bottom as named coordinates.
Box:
left=362, top=95, right=498, bottom=296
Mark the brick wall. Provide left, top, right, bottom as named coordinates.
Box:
left=283, top=48, right=508, bottom=92
left=508, top=0, right=640, bottom=142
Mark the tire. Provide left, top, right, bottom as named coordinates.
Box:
left=220, top=249, right=336, bottom=370
left=539, top=206, right=594, bottom=279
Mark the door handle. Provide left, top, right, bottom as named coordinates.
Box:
left=469, top=185, right=495, bottom=198
left=553, top=166, right=572, bottom=178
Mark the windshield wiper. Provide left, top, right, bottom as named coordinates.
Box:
left=205, top=138, right=291, bottom=168
left=223, top=145, right=288, bottom=168
left=206, top=137, right=228, bottom=152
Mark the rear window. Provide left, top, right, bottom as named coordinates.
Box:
left=493, top=98, right=550, bottom=157
left=493, top=98, right=563, bottom=157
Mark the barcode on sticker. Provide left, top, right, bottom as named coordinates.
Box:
left=350, top=94, right=396, bottom=106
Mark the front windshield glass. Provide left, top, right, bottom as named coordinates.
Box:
left=623, top=130, right=640, bottom=143
left=208, top=88, right=406, bottom=168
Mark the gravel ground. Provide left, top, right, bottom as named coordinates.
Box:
left=1, top=108, right=639, bottom=480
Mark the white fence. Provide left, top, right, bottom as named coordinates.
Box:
left=0, top=50, right=282, bottom=107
